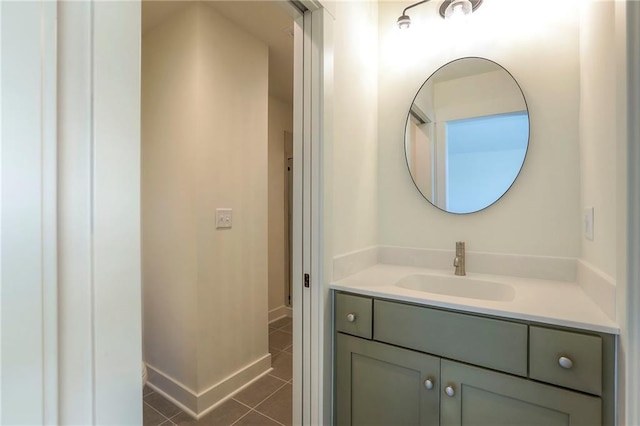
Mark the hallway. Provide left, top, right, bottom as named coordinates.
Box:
left=143, top=317, right=293, bottom=426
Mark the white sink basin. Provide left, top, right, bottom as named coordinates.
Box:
left=395, top=274, right=515, bottom=302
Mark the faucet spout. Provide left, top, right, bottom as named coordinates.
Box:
left=454, top=241, right=466, bottom=276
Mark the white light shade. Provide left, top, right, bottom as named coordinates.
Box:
left=444, top=0, right=473, bottom=20
left=397, top=14, right=411, bottom=29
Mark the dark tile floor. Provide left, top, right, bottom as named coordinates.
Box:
left=144, top=317, right=293, bottom=426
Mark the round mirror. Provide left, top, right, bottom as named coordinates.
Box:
left=404, top=57, right=529, bottom=214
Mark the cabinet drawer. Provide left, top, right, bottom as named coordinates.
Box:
left=374, top=300, right=528, bottom=376
left=530, top=326, right=602, bottom=395
left=335, top=293, right=372, bottom=339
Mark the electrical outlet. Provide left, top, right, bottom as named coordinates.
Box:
left=216, top=208, right=232, bottom=229
left=583, top=207, right=594, bottom=241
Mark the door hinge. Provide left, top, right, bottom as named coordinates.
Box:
left=304, top=273, right=310, bottom=288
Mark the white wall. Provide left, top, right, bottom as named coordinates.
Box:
left=579, top=1, right=631, bottom=423
left=320, top=2, right=378, bottom=423
left=378, top=0, right=581, bottom=257
left=268, top=96, right=293, bottom=315
left=578, top=1, right=618, bottom=279
left=332, top=0, right=378, bottom=256
left=142, top=2, right=269, bottom=414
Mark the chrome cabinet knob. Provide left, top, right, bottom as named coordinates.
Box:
left=444, top=385, right=455, bottom=397
left=346, top=313, right=357, bottom=323
left=424, top=378, right=434, bottom=390
left=558, top=356, right=574, bottom=369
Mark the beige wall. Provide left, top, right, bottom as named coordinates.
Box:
left=268, top=96, right=293, bottom=314
left=377, top=0, right=581, bottom=257
left=142, top=2, right=269, bottom=410
left=142, top=4, right=199, bottom=390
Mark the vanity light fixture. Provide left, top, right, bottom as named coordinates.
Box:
left=397, top=0, right=482, bottom=29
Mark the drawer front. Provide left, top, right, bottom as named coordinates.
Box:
left=529, top=326, right=602, bottom=395
left=374, top=300, right=528, bottom=376
left=335, top=293, right=373, bottom=339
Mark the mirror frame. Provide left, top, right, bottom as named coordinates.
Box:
left=404, top=56, right=530, bottom=215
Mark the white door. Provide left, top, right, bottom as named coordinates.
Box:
left=1, top=2, right=58, bottom=423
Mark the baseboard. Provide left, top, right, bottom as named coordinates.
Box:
left=196, top=354, right=272, bottom=415
left=269, top=305, right=293, bottom=323
left=146, top=353, right=272, bottom=418
left=146, top=364, right=199, bottom=416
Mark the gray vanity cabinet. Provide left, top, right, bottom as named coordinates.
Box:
left=336, top=333, right=440, bottom=426
left=334, top=291, right=614, bottom=426
left=440, top=359, right=601, bottom=426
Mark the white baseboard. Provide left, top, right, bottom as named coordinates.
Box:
left=146, top=353, right=272, bottom=418
left=269, top=305, right=293, bottom=323
left=145, top=364, right=199, bottom=416
left=145, top=370, right=198, bottom=417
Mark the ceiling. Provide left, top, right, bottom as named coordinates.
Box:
left=142, top=0, right=294, bottom=105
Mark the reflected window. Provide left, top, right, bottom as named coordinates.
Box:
left=445, top=112, right=529, bottom=213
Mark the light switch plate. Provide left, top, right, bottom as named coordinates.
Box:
left=216, top=208, right=232, bottom=229
left=583, top=207, right=594, bottom=241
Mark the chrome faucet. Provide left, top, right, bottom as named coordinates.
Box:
left=453, top=241, right=466, bottom=276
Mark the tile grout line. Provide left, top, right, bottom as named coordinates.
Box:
left=229, top=407, right=287, bottom=426
left=143, top=401, right=172, bottom=426
left=144, top=395, right=183, bottom=421
left=268, top=372, right=290, bottom=382
left=229, top=410, right=253, bottom=426
left=235, top=380, right=290, bottom=426
left=232, top=378, right=288, bottom=412
left=167, top=410, right=183, bottom=421
left=253, top=409, right=287, bottom=426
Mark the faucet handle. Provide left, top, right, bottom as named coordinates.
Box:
left=453, top=257, right=460, bottom=267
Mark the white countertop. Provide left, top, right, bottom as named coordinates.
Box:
left=329, top=264, right=619, bottom=334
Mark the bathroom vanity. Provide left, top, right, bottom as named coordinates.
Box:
left=331, top=267, right=617, bottom=426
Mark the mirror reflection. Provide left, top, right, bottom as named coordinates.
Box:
left=405, top=57, right=529, bottom=214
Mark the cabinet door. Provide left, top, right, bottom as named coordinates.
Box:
left=440, top=360, right=601, bottom=426
left=336, top=333, right=440, bottom=426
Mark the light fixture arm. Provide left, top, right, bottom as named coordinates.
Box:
left=402, top=0, right=434, bottom=17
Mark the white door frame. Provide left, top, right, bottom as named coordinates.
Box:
left=624, top=2, right=640, bottom=425
left=2, top=1, right=143, bottom=424
left=0, top=2, right=58, bottom=423
left=290, top=2, right=334, bottom=425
